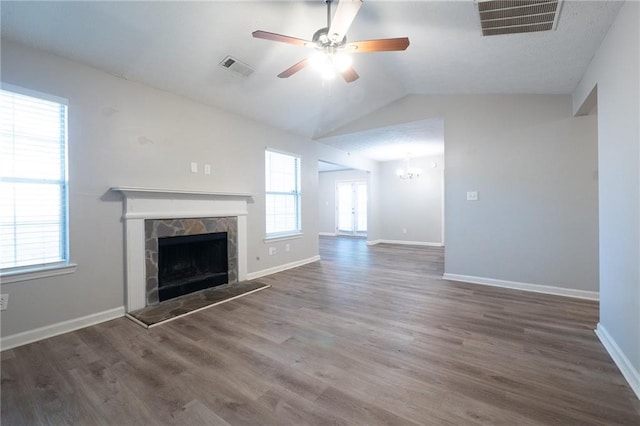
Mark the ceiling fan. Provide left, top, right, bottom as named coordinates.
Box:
left=252, top=0, right=410, bottom=83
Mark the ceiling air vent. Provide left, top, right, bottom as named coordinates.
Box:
left=219, top=55, right=254, bottom=77
left=477, top=0, right=563, bottom=36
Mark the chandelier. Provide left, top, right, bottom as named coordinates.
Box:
left=396, top=157, right=422, bottom=180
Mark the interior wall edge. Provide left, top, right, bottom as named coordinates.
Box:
left=595, top=323, right=640, bottom=400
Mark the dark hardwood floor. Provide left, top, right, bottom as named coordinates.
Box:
left=2, top=237, right=639, bottom=425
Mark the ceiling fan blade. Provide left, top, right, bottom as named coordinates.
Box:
left=341, top=67, right=359, bottom=83
left=328, top=0, right=363, bottom=44
left=347, top=37, right=410, bottom=53
left=252, top=30, right=312, bottom=47
left=277, top=58, right=311, bottom=78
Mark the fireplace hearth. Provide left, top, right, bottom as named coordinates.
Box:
left=158, top=232, right=228, bottom=301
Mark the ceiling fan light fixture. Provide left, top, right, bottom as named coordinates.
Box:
left=310, top=51, right=350, bottom=79
left=321, top=67, right=337, bottom=80
left=310, top=52, right=328, bottom=70
left=310, top=53, right=335, bottom=79
left=334, top=52, right=352, bottom=72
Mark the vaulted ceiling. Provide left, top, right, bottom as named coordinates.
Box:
left=1, top=1, right=622, bottom=160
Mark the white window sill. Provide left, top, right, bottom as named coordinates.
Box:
left=264, top=233, right=304, bottom=243
left=0, top=263, right=78, bottom=284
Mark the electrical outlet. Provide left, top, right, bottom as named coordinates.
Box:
left=402, top=228, right=407, bottom=234
left=204, top=164, right=211, bottom=175
left=0, top=294, right=8, bottom=311
left=268, top=247, right=277, bottom=256
left=190, top=162, right=198, bottom=173
left=285, top=243, right=290, bottom=252
left=467, top=191, right=479, bottom=201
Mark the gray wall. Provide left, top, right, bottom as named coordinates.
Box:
left=378, top=155, right=444, bottom=244
left=0, top=40, right=376, bottom=338
left=318, top=169, right=370, bottom=235
left=573, top=1, right=639, bottom=388
left=322, top=94, right=599, bottom=293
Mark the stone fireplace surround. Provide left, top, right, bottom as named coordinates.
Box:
left=112, top=187, right=251, bottom=312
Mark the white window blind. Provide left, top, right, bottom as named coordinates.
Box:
left=265, top=150, right=301, bottom=237
left=0, top=87, right=69, bottom=271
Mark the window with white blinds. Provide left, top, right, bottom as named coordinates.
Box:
left=0, top=86, right=69, bottom=271
left=265, top=149, right=301, bottom=238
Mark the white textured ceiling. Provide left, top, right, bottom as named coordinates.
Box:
left=1, top=1, right=622, bottom=160
left=318, top=117, right=444, bottom=161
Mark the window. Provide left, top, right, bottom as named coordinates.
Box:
left=265, top=149, right=301, bottom=238
left=0, top=85, right=70, bottom=274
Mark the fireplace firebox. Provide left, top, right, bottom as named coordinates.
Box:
left=157, top=232, right=228, bottom=301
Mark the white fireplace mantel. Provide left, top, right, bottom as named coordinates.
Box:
left=111, top=186, right=253, bottom=312
left=112, top=186, right=253, bottom=198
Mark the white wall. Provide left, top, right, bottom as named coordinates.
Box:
left=318, top=169, right=370, bottom=235
left=377, top=154, right=444, bottom=245
left=322, top=94, right=599, bottom=296
left=0, top=40, right=376, bottom=341
left=573, top=1, right=640, bottom=397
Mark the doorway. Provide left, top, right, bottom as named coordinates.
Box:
left=336, top=181, right=367, bottom=237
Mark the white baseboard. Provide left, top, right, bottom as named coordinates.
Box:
left=1, top=306, right=125, bottom=351
left=442, top=273, right=599, bottom=301
left=595, top=323, right=640, bottom=399
left=319, top=232, right=337, bottom=237
left=247, top=255, right=321, bottom=280
left=367, top=239, right=444, bottom=247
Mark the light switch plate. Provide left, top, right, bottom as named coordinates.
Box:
left=467, top=191, right=479, bottom=201
left=190, top=162, right=198, bottom=173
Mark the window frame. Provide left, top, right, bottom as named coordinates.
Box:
left=264, top=148, right=302, bottom=240
left=0, top=83, right=76, bottom=283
